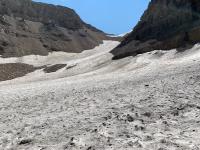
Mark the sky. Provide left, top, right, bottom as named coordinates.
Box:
left=33, top=0, right=150, bottom=35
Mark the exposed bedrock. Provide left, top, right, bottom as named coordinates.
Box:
left=112, top=0, right=200, bottom=59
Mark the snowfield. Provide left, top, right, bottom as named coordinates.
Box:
left=1, top=41, right=200, bottom=150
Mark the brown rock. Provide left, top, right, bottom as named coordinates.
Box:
left=0, top=0, right=116, bottom=57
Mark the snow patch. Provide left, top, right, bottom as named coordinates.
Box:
left=0, top=40, right=119, bottom=67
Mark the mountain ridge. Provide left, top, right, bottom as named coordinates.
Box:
left=111, top=0, right=200, bottom=59
left=0, top=0, right=114, bottom=57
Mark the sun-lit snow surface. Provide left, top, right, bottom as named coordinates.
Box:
left=0, top=41, right=119, bottom=67
left=108, top=29, right=133, bottom=37
left=1, top=41, right=200, bottom=149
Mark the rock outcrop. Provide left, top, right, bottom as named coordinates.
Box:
left=0, top=0, right=112, bottom=57
left=112, top=0, right=200, bottom=59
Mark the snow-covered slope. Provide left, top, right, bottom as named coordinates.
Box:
left=1, top=41, right=200, bottom=149
left=0, top=40, right=119, bottom=84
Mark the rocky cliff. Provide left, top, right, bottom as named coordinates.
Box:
left=0, top=0, right=111, bottom=57
left=112, top=0, right=200, bottom=59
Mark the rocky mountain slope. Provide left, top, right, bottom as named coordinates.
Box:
left=112, top=0, right=200, bottom=59
left=1, top=1, right=200, bottom=149
left=0, top=0, right=112, bottom=57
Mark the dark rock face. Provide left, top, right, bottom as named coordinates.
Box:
left=0, top=0, right=111, bottom=57
left=112, top=0, right=200, bottom=59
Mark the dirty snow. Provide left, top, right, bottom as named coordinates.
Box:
left=1, top=41, right=200, bottom=149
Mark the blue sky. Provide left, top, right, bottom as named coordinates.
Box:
left=33, top=0, right=150, bottom=35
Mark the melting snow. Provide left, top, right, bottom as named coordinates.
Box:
left=1, top=41, right=200, bottom=150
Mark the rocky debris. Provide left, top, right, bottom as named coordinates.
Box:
left=18, top=139, right=33, bottom=145
left=43, top=64, right=67, bottom=73
left=0, top=63, right=37, bottom=81
left=0, top=63, right=76, bottom=81
left=0, top=0, right=116, bottom=57
left=112, top=0, right=200, bottom=59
